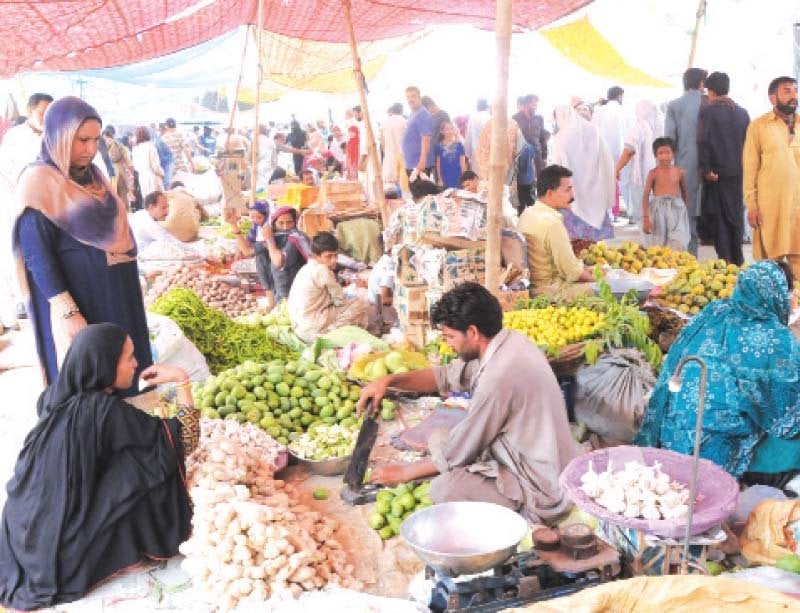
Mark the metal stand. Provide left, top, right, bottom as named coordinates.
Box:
left=668, top=355, right=708, bottom=574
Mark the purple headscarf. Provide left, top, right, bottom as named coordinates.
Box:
left=14, top=96, right=135, bottom=260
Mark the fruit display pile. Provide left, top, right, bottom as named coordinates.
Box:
left=581, top=241, right=696, bottom=272
left=150, top=288, right=295, bottom=373
left=513, top=279, right=663, bottom=369
left=369, top=481, right=432, bottom=540
left=235, top=301, right=307, bottom=353
left=656, top=260, right=741, bottom=315
left=288, top=423, right=358, bottom=461
left=145, top=265, right=259, bottom=318
left=194, top=359, right=362, bottom=446
left=220, top=217, right=253, bottom=239
left=348, top=350, right=430, bottom=382
left=504, top=306, right=607, bottom=352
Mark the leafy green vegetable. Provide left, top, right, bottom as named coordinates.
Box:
left=150, top=288, right=297, bottom=373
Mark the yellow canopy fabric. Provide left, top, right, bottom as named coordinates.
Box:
left=253, top=29, right=426, bottom=95
left=541, top=16, right=671, bottom=88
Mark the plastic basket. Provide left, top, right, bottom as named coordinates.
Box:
left=560, top=445, right=739, bottom=538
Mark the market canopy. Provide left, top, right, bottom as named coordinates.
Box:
left=0, top=0, right=591, bottom=79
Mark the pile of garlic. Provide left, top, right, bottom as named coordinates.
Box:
left=180, top=419, right=359, bottom=610
left=580, top=460, right=690, bottom=521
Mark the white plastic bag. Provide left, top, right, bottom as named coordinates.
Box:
left=574, top=348, right=656, bottom=442
left=147, top=313, right=210, bottom=382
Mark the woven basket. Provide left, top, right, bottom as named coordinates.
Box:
left=547, top=341, right=586, bottom=378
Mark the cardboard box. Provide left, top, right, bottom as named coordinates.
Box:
left=441, top=248, right=486, bottom=290
left=266, top=183, right=288, bottom=200
left=403, top=322, right=428, bottom=350
left=498, top=289, right=530, bottom=311
left=595, top=519, right=723, bottom=576
left=318, top=181, right=365, bottom=211
left=394, top=282, right=429, bottom=325
left=395, top=245, right=426, bottom=287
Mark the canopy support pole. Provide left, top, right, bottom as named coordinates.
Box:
left=341, top=0, right=389, bottom=227
left=486, top=0, right=512, bottom=298
left=250, top=0, right=265, bottom=206
left=224, top=27, right=250, bottom=151
left=687, top=0, right=707, bottom=69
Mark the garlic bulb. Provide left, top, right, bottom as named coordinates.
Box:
left=581, top=459, right=691, bottom=521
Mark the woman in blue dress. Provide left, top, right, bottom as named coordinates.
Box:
left=435, top=121, right=467, bottom=189
left=13, top=96, right=151, bottom=396
left=635, top=260, right=800, bottom=482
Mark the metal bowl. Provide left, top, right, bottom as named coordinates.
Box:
left=592, top=278, right=654, bottom=305
left=288, top=451, right=351, bottom=476
left=400, top=501, right=528, bottom=576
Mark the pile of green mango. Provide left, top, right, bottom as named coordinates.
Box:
left=194, top=359, right=362, bottom=445
left=368, top=481, right=433, bottom=540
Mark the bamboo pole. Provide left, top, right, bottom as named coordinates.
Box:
left=250, top=0, right=265, bottom=206
left=485, top=0, right=512, bottom=298
left=341, top=0, right=389, bottom=227
left=224, top=28, right=250, bottom=151
left=687, top=0, right=707, bottom=69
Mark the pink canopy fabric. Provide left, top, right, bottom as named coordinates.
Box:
left=0, top=0, right=591, bottom=78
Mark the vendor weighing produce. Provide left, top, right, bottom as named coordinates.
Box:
left=357, top=283, right=578, bottom=523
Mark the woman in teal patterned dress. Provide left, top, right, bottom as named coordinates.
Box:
left=635, top=260, right=800, bottom=482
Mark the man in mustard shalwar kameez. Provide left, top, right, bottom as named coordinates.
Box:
left=743, top=76, right=800, bottom=279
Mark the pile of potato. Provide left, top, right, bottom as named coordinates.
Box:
left=145, top=265, right=259, bottom=318
left=180, top=419, right=358, bottom=610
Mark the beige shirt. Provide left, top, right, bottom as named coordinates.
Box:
left=430, top=329, right=578, bottom=522
left=743, top=111, right=800, bottom=258
left=288, top=258, right=344, bottom=342
left=162, top=189, right=201, bottom=242
left=517, top=201, right=585, bottom=297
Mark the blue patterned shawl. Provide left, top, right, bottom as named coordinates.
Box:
left=635, top=261, right=800, bottom=477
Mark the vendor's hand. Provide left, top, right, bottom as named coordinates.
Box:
left=139, top=364, right=189, bottom=386
left=223, top=207, right=240, bottom=226
left=642, top=216, right=653, bottom=234
left=61, top=312, right=88, bottom=343
left=747, top=208, right=762, bottom=228
left=415, top=161, right=425, bottom=172
left=614, top=169, right=621, bottom=182
left=371, top=463, right=414, bottom=486
left=705, top=171, right=719, bottom=182
left=356, top=375, right=391, bottom=416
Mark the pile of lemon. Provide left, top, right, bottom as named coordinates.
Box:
left=657, top=260, right=741, bottom=315
left=581, top=241, right=696, bottom=273
left=504, top=306, right=607, bottom=352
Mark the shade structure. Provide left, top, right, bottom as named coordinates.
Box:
left=540, top=16, right=671, bottom=88
left=0, top=0, right=592, bottom=78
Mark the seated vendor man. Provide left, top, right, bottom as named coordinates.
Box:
left=358, top=283, right=578, bottom=523
left=130, top=191, right=188, bottom=251
left=517, top=164, right=597, bottom=300
left=226, top=201, right=311, bottom=306
left=288, top=231, right=369, bottom=343
left=162, top=181, right=208, bottom=243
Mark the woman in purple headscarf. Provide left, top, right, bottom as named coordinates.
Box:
left=225, top=201, right=311, bottom=303
left=13, top=96, right=152, bottom=396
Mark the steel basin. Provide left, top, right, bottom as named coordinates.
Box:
left=289, top=451, right=351, bottom=476
left=400, top=501, right=528, bottom=576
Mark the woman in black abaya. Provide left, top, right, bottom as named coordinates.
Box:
left=0, top=323, right=198, bottom=611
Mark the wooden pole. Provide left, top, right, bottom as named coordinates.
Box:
left=250, top=0, right=265, bottom=206
left=687, top=0, right=707, bottom=69
left=485, top=0, right=512, bottom=298
left=341, top=0, right=389, bottom=227
left=224, top=28, right=250, bottom=151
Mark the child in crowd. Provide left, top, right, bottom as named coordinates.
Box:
left=642, top=137, right=690, bottom=250
left=287, top=232, right=370, bottom=343
left=435, top=121, right=467, bottom=189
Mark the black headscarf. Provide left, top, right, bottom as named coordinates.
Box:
left=37, top=323, right=127, bottom=419
left=0, top=325, right=191, bottom=610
